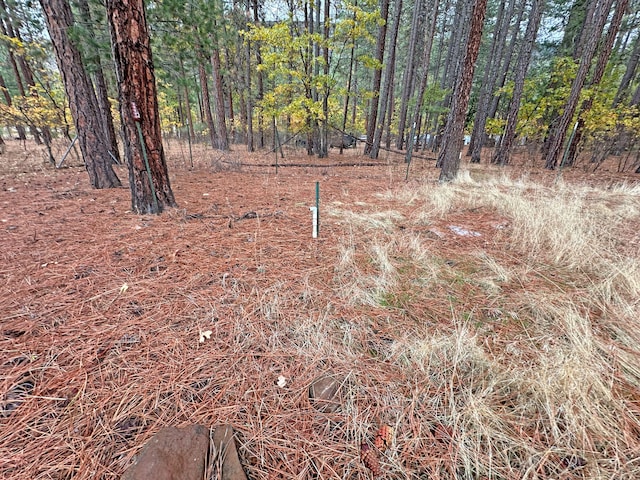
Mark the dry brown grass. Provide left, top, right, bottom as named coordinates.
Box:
left=1, top=139, right=639, bottom=479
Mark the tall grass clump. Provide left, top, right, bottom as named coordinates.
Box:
left=398, top=298, right=640, bottom=478
left=490, top=188, right=600, bottom=267
left=334, top=235, right=398, bottom=306
left=328, top=169, right=640, bottom=478
left=399, top=172, right=639, bottom=271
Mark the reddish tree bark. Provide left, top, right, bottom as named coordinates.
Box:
left=38, top=0, right=121, bottom=188
left=107, top=0, right=177, bottom=213
left=438, top=0, right=488, bottom=181
left=467, top=0, right=514, bottom=163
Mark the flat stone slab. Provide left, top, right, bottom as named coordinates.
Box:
left=122, top=424, right=209, bottom=480
left=211, top=424, right=247, bottom=480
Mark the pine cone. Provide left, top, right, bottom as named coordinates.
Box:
left=373, top=424, right=394, bottom=451
left=361, top=443, right=382, bottom=477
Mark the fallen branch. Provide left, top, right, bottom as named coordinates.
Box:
left=221, top=160, right=396, bottom=168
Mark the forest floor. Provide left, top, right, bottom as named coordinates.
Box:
left=1, top=138, right=640, bottom=479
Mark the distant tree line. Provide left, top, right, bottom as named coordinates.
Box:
left=1, top=0, right=640, bottom=185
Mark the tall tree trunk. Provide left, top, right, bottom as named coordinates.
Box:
left=0, top=7, right=27, bottom=140
left=1, top=51, right=27, bottom=140
left=4, top=46, right=25, bottom=96
left=438, top=0, right=488, bottom=181
left=425, top=0, right=449, bottom=149
left=440, top=0, right=468, bottom=90
left=436, top=0, right=474, bottom=158
left=245, top=25, right=254, bottom=152
left=430, top=0, right=450, bottom=98
left=565, top=0, right=628, bottom=165
left=396, top=0, right=424, bottom=150
left=303, top=0, right=316, bottom=155
left=351, top=59, right=358, bottom=128
left=544, top=0, right=615, bottom=169
left=107, top=0, right=177, bottom=212
left=467, top=0, right=514, bottom=163
left=614, top=33, right=640, bottom=106
left=560, top=0, right=591, bottom=57
left=370, top=0, right=402, bottom=159
left=319, top=0, right=330, bottom=158
left=311, top=0, right=322, bottom=155
left=492, top=0, right=545, bottom=166
left=210, top=46, right=229, bottom=150
left=195, top=74, right=204, bottom=125
left=252, top=0, right=264, bottom=148
left=226, top=65, right=235, bottom=142
left=0, top=0, right=50, bottom=145
left=76, top=0, right=121, bottom=164
left=363, top=0, right=390, bottom=155
left=631, top=82, right=640, bottom=107
left=405, top=0, right=439, bottom=161
left=434, top=0, right=473, bottom=152
left=179, top=59, right=196, bottom=141
left=198, top=61, right=217, bottom=149
left=177, top=92, right=184, bottom=131
left=39, top=0, right=121, bottom=187
left=487, top=4, right=526, bottom=124
left=0, top=73, right=11, bottom=105
left=93, top=69, right=120, bottom=163
left=340, top=2, right=358, bottom=155
left=540, top=0, right=596, bottom=157
left=385, top=77, right=395, bottom=150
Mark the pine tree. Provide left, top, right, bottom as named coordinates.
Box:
left=107, top=0, right=177, bottom=213
left=438, top=0, right=488, bottom=181
left=39, top=0, right=121, bottom=188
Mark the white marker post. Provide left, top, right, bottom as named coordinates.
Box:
left=309, top=206, right=318, bottom=238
